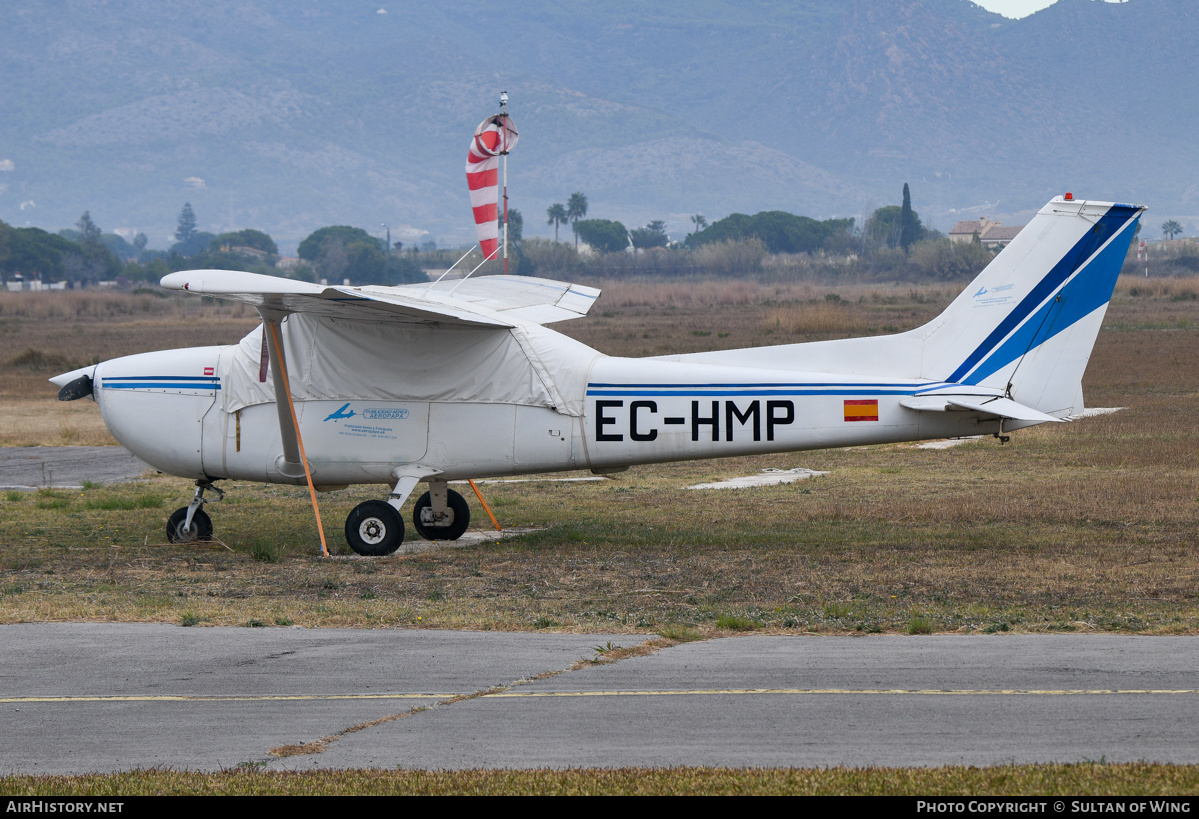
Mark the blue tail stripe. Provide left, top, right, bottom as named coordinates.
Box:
left=946, top=206, right=1136, bottom=383
left=961, top=217, right=1136, bottom=385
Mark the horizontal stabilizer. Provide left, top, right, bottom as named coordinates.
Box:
left=900, top=395, right=1063, bottom=423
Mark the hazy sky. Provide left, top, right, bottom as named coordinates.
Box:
left=971, top=0, right=1056, bottom=17
left=971, top=0, right=1125, bottom=19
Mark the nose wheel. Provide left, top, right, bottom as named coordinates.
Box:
left=167, top=507, right=213, bottom=543
left=166, top=480, right=221, bottom=543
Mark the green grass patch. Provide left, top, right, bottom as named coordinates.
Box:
left=906, top=613, right=934, bottom=635
left=84, top=495, right=163, bottom=511
left=250, top=539, right=282, bottom=563
left=657, top=624, right=703, bottom=642
left=823, top=602, right=853, bottom=619
left=716, top=613, right=759, bottom=632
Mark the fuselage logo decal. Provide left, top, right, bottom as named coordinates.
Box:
left=324, top=403, right=356, bottom=421
left=363, top=408, right=409, bottom=420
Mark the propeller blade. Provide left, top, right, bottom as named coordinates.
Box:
left=57, top=374, right=93, bottom=401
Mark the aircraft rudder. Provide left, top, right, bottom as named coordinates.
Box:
left=920, top=197, right=1143, bottom=396
left=1003, top=201, right=1144, bottom=415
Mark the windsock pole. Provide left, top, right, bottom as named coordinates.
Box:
left=501, top=90, right=509, bottom=275
left=503, top=153, right=509, bottom=275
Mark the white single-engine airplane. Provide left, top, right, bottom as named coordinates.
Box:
left=52, top=194, right=1143, bottom=555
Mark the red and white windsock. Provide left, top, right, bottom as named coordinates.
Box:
left=465, top=113, right=518, bottom=260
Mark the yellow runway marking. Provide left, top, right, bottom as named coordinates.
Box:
left=0, top=694, right=453, bottom=703
left=489, top=688, right=1199, bottom=698
left=4, top=689, right=1197, bottom=704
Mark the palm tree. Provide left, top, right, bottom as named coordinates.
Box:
left=566, top=192, right=588, bottom=246
left=546, top=203, right=568, bottom=243
left=690, top=213, right=708, bottom=234
left=1162, top=219, right=1184, bottom=240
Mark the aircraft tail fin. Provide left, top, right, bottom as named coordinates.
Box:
left=916, top=196, right=1144, bottom=417
left=660, top=196, right=1143, bottom=420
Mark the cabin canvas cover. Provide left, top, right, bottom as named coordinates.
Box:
left=221, top=313, right=559, bottom=413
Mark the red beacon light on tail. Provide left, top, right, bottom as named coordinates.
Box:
left=1064, top=192, right=1074, bottom=200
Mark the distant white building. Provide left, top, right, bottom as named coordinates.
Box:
left=948, top=217, right=1024, bottom=248
left=3, top=277, right=67, bottom=291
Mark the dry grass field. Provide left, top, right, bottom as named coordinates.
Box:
left=3, top=762, right=1198, bottom=796
left=1, top=277, right=1197, bottom=634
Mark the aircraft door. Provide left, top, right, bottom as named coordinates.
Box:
left=199, top=348, right=228, bottom=478
left=514, top=405, right=575, bottom=471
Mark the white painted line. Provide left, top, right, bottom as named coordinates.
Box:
left=451, top=477, right=605, bottom=485
left=1069, top=407, right=1125, bottom=419
left=916, top=436, right=985, bottom=450
left=687, top=468, right=828, bottom=490
left=398, top=526, right=544, bottom=553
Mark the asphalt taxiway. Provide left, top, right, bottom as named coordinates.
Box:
left=1, top=625, right=1195, bottom=773
left=0, top=446, right=150, bottom=490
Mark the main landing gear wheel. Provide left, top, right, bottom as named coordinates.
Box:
left=167, top=507, right=213, bottom=543
left=344, top=500, right=404, bottom=556
left=412, top=489, right=470, bottom=541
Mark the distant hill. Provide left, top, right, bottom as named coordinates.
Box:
left=1, top=0, right=1194, bottom=251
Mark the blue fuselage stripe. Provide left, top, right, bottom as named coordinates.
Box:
left=587, top=389, right=915, bottom=397
left=102, top=375, right=220, bottom=391
left=103, top=382, right=220, bottom=390
left=589, top=382, right=929, bottom=388
left=102, top=375, right=218, bottom=382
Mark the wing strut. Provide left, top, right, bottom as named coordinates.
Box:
left=262, top=314, right=329, bottom=558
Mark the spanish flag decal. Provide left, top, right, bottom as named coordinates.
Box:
left=844, top=399, right=878, bottom=422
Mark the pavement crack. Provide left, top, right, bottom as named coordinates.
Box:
left=267, top=634, right=681, bottom=760
left=568, top=636, right=682, bottom=670
left=267, top=685, right=510, bottom=759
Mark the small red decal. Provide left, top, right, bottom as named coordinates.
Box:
left=204, top=367, right=215, bottom=376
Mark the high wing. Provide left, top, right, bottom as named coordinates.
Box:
left=415, top=276, right=600, bottom=324
left=159, top=269, right=600, bottom=327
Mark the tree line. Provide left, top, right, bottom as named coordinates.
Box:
left=511, top=183, right=1002, bottom=281
left=7, top=184, right=1103, bottom=288
left=0, top=203, right=429, bottom=287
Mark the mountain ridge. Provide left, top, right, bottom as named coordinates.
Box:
left=0, top=0, right=1191, bottom=250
